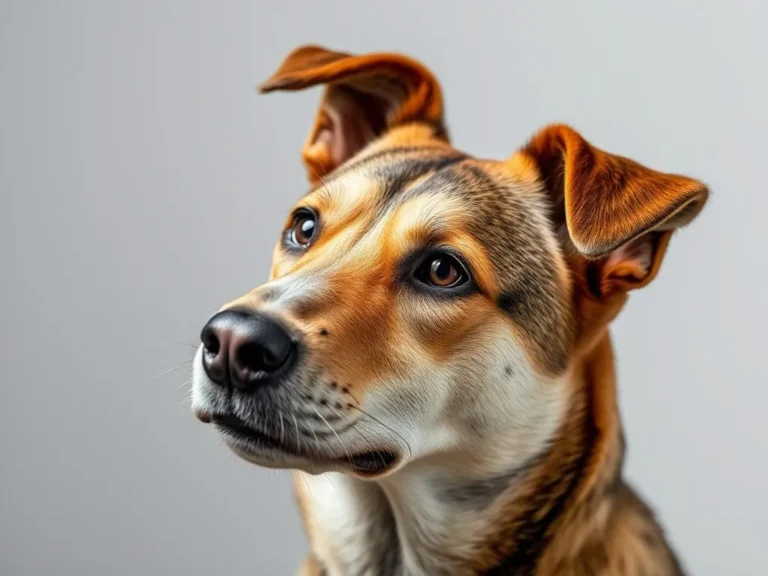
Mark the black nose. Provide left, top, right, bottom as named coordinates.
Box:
left=200, top=309, right=296, bottom=390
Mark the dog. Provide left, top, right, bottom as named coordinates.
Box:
left=191, top=45, right=708, bottom=575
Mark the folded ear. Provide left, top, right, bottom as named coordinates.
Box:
left=516, top=124, right=708, bottom=297
left=259, top=45, right=446, bottom=183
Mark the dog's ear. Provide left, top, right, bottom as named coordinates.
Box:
left=260, top=45, right=446, bottom=182
left=514, top=124, right=708, bottom=297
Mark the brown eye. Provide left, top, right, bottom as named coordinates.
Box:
left=289, top=210, right=317, bottom=247
left=416, top=252, right=468, bottom=288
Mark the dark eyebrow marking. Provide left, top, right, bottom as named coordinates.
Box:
left=343, top=146, right=462, bottom=175
left=392, top=164, right=469, bottom=205
left=307, top=146, right=468, bottom=194
left=377, top=154, right=468, bottom=204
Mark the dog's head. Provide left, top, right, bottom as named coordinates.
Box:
left=191, top=46, right=707, bottom=478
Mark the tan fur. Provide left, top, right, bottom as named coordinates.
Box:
left=191, top=45, right=707, bottom=575
left=280, top=126, right=691, bottom=573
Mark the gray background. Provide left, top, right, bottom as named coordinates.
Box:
left=1, top=1, right=766, bottom=574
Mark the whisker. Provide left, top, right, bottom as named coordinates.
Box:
left=306, top=421, right=322, bottom=475
left=291, top=413, right=302, bottom=455
left=313, top=408, right=353, bottom=465
left=178, top=376, right=193, bottom=390
left=346, top=402, right=413, bottom=458
left=308, top=418, right=321, bottom=450
left=145, top=341, right=199, bottom=350
left=294, top=410, right=343, bottom=422
left=299, top=418, right=357, bottom=437
left=279, top=411, right=285, bottom=446
left=154, top=360, right=194, bottom=379
left=328, top=405, right=387, bottom=470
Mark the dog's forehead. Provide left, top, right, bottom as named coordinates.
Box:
left=301, top=151, right=554, bottom=266
left=303, top=148, right=467, bottom=220
left=289, top=151, right=572, bottom=376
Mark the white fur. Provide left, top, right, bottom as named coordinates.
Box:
left=301, top=326, right=571, bottom=575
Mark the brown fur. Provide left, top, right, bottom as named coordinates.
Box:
left=193, top=45, right=708, bottom=575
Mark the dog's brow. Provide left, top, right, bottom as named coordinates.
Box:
left=375, top=154, right=468, bottom=204
left=338, top=146, right=464, bottom=180
left=306, top=148, right=467, bottom=197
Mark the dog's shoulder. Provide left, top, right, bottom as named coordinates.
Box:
left=549, top=482, right=685, bottom=576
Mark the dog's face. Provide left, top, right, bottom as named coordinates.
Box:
left=191, top=46, right=707, bottom=479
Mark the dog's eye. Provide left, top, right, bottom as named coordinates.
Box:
left=416, top=253, right=468, bottom=288
left=289, top=210, right=317, bottom=247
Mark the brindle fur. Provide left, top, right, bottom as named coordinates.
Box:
left=191, top=45, right=707, bottom=575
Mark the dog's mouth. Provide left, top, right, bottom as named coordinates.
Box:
left=213, top=414, right=288, bottom=453
left=210, top=413, right=399, bottom=476
left=347, top=450, right=399, bottom=476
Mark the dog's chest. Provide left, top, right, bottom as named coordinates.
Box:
left=298, top=471, right=492, bottom=576
left=298, top=472, right=402, bottom=576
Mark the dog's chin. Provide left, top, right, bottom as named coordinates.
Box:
left=207, top=413, right=401, bottom=478
left=220, top=433, right=320, bottom=470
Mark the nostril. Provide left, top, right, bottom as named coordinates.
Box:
left=202, top=309, right=298, bottom=391
left=235, top=342, right=286, bottom=375
left=201, top=328, right=220, bottom=356
left=235, top=342, right=260, bottom=374
left=200, top=317, right=232, bottom=388
left=261, top=350, right=278, bottom=369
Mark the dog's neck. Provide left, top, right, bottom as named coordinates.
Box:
left=298, top=334, right=624, bottom=575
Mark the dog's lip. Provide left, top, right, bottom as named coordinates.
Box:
left=205, top=413, right=400, bottom=474
left=347, top=450, right=400, bottom=477
left=212, top=414, right=289, bottom=452
left=195, top=410, right=213, bottom=423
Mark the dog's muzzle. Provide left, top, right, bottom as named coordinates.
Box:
left=199, top=308, right=298, bottom=391
left=194, top=305, right=403, bottom=477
